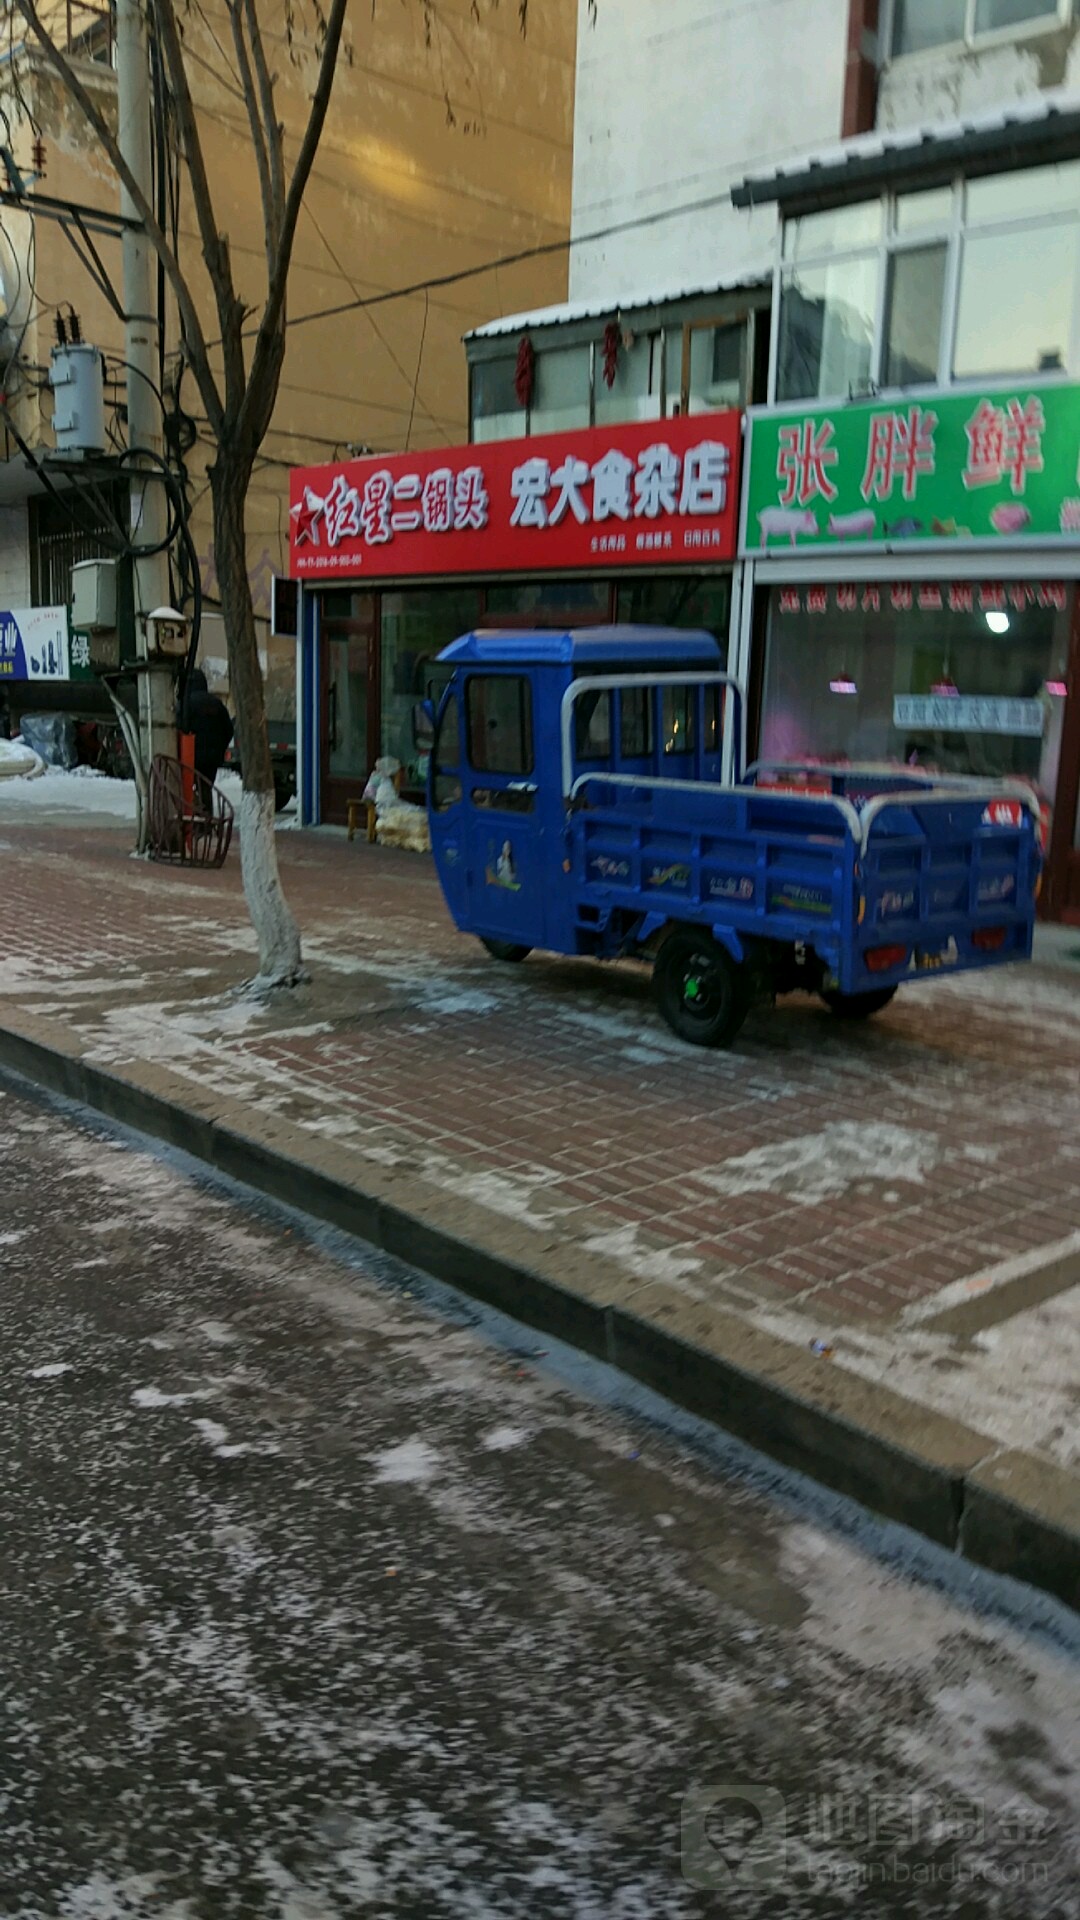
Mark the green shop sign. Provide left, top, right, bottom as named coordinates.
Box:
left=741, top=383, right=1080, bottom=557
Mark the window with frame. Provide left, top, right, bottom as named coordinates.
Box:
left=594, top=331, right=662, bottom=426
left=470, top=356, right=523, bottom=444
left=466, top=675, right=533, bottom=776
left=776, top=161, right=1080, bottom=402
left=892, top=0, right=1064, bottom=58
left=529, top=345, right=591, bottom=435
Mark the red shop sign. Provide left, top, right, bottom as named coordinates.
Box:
left=288, top=411, right=742, bottom=582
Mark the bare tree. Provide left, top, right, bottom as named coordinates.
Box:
left=13, top=0, right=348, bottom=987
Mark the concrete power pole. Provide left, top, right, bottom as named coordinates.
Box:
left=115, top=0, right=175, bottom=796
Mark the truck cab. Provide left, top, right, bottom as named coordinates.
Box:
left=427, top=626, right=727, bottom=960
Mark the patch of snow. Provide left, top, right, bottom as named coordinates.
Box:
left=370, top=1439, right=441, bottom=1484
left=583, top=1222, right=703, bottom=1289
left=481, top=1425, right=530, bottom=1451
left=696, top=1121, right=941, bottom=1206
left=0, top=765, right=136, bottom=815
left=29, top=1361, right=74, bottom=1379
left=132, top=1385, right=215, bottom=1409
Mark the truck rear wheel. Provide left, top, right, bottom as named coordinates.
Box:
left=821, top=987, right=898, bottom=1020
left=653, top=931, right=749, bottom=1049
left=480, top=938, right=532, bottom=963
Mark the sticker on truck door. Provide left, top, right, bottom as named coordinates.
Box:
left=485, top=839, right=521, bottom=891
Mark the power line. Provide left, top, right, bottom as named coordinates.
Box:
left=280, top=185, right=752, bottom=339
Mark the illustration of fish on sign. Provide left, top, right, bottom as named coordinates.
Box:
left=883, top=517, right=924, bottom=540
left=990, top=504, right=1032, bottom=536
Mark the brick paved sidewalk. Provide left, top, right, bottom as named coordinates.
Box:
left=1, top=806, right=1078, bottom=1473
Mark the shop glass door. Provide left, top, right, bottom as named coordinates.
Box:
left=320, top=595, right=376, bottom=824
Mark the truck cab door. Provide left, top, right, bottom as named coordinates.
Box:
left=462, top=670, right=545, bottom=950
left=427, top=682, right=469, bottom=928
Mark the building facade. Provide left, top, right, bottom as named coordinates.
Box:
left=0, top=0, right=577, bottom=730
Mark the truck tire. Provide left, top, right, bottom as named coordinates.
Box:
left=480, top=938, right=532, bottom=963
left=653, top=930, right=749, bottom=1049
left=821, top=987, right=898, bottom=1020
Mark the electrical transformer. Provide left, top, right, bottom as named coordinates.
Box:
left=49, top=342, right=106, bottom=456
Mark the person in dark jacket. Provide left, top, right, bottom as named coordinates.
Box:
left=178, top=668, right=234, bottom=808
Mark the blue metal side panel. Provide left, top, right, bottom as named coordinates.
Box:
left=570, top=782, right=855, bottom=967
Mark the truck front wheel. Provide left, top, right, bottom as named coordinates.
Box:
left=653, top=931, right=749, bottom=1049
left=821, top=987, right=898, bottom=1020
left=480, top=938, right=532, bottom=963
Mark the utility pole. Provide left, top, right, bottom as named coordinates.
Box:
left=115, top=0, right=175, bottom=805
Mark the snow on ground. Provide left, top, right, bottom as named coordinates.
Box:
left=0, top=765, right=137, bottom=817
left=0, top=764, right=296, bottom=825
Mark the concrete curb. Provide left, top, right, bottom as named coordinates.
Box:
left=2, top=1018, right=1077, bottom=1617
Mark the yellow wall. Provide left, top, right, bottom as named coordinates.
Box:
left=6, top=0, right=576, bottom=711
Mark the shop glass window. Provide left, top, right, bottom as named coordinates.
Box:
left=575, top=690, right=612, bottom=760
left=782, top=202, right=883, bottom=262
left=662, top=687, right=695, bottom=755
left=777, top=254, right=878, bottom=402
left=594, top=331, right=661, bottom=426
left=485, top=579, right=611, bottom=622
left=973, top=0, right=1061, bottom=31
left=966, top=159, right=1080, bottom=224
left=467, top=675, right=533, bottom=775
left=760, top=583, right=1071, bottom=796
left=883, top=243, right=948, bottom=387
left=892, top=0, right=1055, bottom=54
left=616, top=576, right=731, bottom=654
left=529, top=345, right=591, bottom=435
left=954, top=224, right=1076, bottom=378
left=433, top=693, right=462, bottom=811
left=894, top=186, right=954, bottom=236
left=381, top=587, right=482, bottom=784
left=470, top=356, right=523, bottom=444
left=777, top=158, right=1080, bottom=399
left=664, top=327, right=685, bottom=415
left=687, top=322, right=745, bottom=413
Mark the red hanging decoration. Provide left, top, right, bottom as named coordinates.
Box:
left=514, top=334, right=535, bottom=410
left=602, top=321, right=620, bottom=390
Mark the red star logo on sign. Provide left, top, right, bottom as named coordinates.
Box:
left=290, top=488, right=324, bottom=547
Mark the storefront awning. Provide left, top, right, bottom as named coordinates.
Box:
left=466, top=267, right=771, bottom=343
left=731, top=87, right=1080, bottom=213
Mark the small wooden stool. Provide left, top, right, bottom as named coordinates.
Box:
left=346, top=796, right=372, bottom=842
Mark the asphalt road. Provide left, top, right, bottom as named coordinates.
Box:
left=0, top=1075, right=1078, bottom=1920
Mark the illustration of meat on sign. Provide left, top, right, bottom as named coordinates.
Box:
left=828, top=509, right=876, bottom=539
left=990, top=504, right=1032, bottom=535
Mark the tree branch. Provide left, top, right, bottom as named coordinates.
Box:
left=11, top=0, right=223, bottom=434
left=224, top=0, right=276, bottom=275
left=152, top=0, right=247, bottom=414
left=237, top=0, right=347, bottom=449
left=242, top=0, right=285, bottom=234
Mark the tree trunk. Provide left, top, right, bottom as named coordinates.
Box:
left=210, top=455, right=304, bottom=987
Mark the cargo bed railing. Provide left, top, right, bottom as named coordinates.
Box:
left=560, top=672, right=747, bottom=799
left=745, top=760, right=1041, bottom=854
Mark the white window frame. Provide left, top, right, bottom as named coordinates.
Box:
left=885, top=0, right=1071, bottom=66
left=772, top=165, right=1080, bottom=406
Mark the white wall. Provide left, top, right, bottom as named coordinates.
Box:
left=0, top=504, right=31, bottom=607
left=569, top=0, right=849, bottom=302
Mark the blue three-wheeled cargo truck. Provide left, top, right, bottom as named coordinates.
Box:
left=419, top=627, right=1041, bottom=1049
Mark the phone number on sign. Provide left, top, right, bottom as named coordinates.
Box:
left=295, top=553, right=355, bottom=572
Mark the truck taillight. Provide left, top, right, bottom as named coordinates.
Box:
left=866, top=944, right=909, bottom=973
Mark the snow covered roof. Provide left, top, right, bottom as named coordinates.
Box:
left=732, top=87, right=1080, bottom=211
left=465, top=267, right=771, bottom=343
